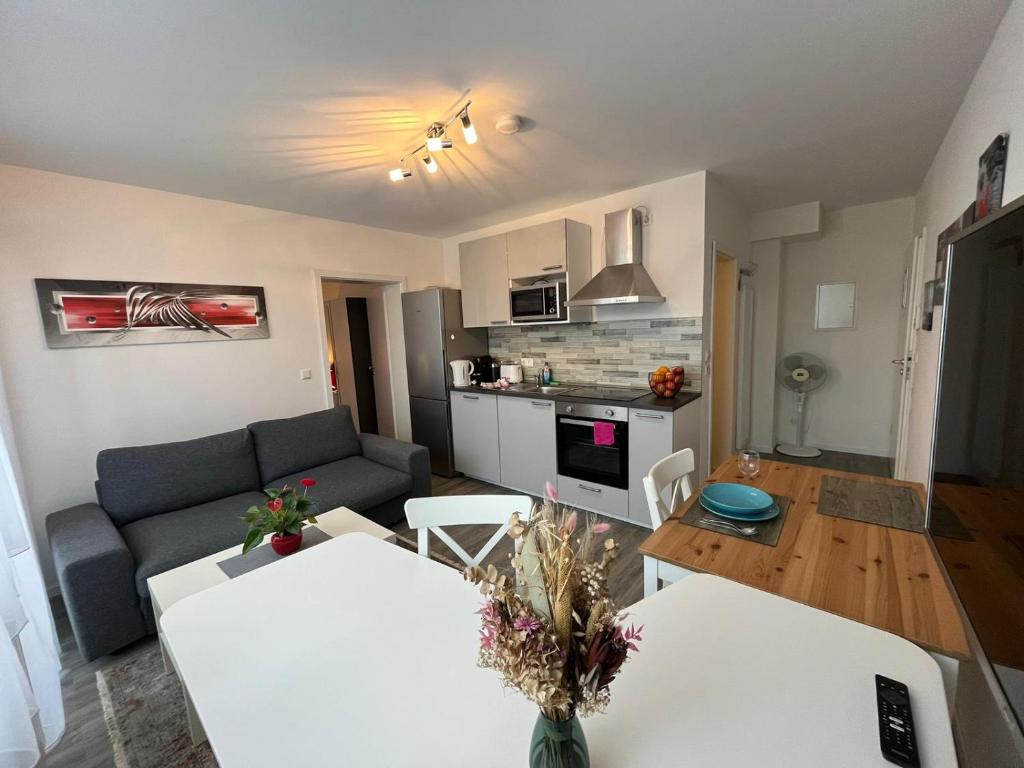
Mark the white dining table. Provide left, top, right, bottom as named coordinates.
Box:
left=161, top=533, right=957, bottom=767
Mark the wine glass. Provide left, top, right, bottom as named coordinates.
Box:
left=738, top=449, right=761, bottom=480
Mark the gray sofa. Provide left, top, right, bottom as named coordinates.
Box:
left=46, top=406, right=430, bottom=661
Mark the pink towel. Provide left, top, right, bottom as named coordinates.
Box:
left=593, top=422, right=615, bottom=446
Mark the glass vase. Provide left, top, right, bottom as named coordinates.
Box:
left=528, top=711, right=589, bottom=768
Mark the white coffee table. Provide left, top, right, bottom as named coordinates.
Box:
left=148, top=506, right=395, bottom=744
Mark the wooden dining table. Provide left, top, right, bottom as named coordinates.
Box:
left=639, top=458, right=969, bottom=660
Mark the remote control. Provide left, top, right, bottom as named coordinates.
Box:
left=876, top=674, right=920, bottom=767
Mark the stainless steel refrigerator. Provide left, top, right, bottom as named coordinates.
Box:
left=402, top=288, right=488, bottom=477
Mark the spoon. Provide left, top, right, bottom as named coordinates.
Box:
left=699, top=516, right=759, bottom=537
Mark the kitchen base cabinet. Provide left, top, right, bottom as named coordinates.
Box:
left=497, top=396, right=556, bottom=497
left=627, top=399, right=702, bottom=525
left=451, top=392, right=500, bottom=483
left=556, top=475, right=630, bottom=519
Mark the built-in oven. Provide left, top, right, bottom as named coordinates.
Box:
left=555, top=402, right=629, bottom=489
left=510, top=280, right=567, bottom=323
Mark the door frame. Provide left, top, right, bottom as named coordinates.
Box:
left=703, top=243, right=740, bottom=478
left=313, top=270, right=409, bottom=441
left=892, top=229, right=928, bottom=479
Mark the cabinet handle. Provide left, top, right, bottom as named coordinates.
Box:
left=577, top=483, right=603, bottom=494
left=489, top=320, right=508, bottom=325
left=634, top=413, right=665, bottom=420
left=462, top=394, right=479, bottom=400
left=530, top=401, right=552, bottom=407
left=542, top=264, right=564, bottom=272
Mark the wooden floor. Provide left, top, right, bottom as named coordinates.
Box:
left=41, top=473, right=651, bottom=767
left=761, top=448, right=891, bottom=478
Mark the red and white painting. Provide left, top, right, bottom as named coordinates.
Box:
left=35, top=279, right=270, bottom=348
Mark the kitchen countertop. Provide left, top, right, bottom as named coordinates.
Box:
left=449, top=383, right=701, bottom=411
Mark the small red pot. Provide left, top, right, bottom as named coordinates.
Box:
left=270, top=530, right=303, bottom=556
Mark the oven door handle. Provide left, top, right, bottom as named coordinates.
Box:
left=560, top=417, right=600, bottom=427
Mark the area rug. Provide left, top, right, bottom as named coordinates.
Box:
left=97, top=645, right=217, bottom=768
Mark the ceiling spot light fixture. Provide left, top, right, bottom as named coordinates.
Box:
left=425, top=123, right=453, bottom=152
left=460, top=109, right=477, bottom=144
left=388, top=165, right=412, bottom=182
left=386, top=98, right=477, bottom=182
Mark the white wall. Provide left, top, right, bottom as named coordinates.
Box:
left=0, top=164, right=443, bottom=583
left=442, top=171, right=709, bottom=322
left=747, top=239, right=783, bottom=452
left=775, top=198, right=915, bottom=455
left=907, top=0, right=1024, bottom=484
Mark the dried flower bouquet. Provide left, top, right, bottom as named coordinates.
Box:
left=465, top=484, right=642, bottom=722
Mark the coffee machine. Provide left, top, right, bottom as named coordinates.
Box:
left=472, top=354, right=495, bottom=384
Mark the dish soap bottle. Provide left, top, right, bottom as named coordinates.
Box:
left=542, top=363, right=552, bottom=385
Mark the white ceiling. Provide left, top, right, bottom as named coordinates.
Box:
left=0, top=0, right=1010, bottom=237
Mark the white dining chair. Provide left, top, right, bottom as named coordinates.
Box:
left=642, top=448, right=696, bottom=595
left=403, top=495, right=534, bottom=568
left=643, top=448, right=695, bottom=529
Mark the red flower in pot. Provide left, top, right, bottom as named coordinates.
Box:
left=242, top=482, right=318, bottom=556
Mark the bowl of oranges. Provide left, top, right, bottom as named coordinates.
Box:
left=648, top=365, right=684, bottom=399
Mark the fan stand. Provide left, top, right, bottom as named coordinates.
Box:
left=776, top=391, right=822, bottom=458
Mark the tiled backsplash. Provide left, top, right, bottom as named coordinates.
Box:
left=488, top=317, right=703, bottom=389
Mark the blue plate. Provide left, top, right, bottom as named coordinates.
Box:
left=700, top=483, right=774, bottom=515
left=699, top=498, right=779, bottom=523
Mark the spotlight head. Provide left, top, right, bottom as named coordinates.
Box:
left=388, top=167, right=412, bottom=182
left=422, top=154, right=438, bottom=174
left=460, top=111, right=478, bottom=145
left=426, top=136, right=453, bottom=152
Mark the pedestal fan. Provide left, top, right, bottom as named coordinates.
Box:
left=775, top=352, right=828, bottom=458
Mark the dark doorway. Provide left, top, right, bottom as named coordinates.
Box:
left=346, top=297, right=378, bottom=434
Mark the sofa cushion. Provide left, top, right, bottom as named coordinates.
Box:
left=248, top=407, right=361, bottom=484
left=97, top=429, right=261, bottom=527
left=271, top=456, right=412, bottom=515
left=120, top=491, right=266, bottom=597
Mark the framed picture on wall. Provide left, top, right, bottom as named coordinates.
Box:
left=976, top=133, right=1009, bottom=221
left=35, top=278, right=270, bottom=349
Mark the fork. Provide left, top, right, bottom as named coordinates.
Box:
left=699, top=515, right=759, bottom=537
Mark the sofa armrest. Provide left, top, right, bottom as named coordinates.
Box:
left=358, top=433, right=431, bottom=499
left=46, top=503, right=147, bottom=661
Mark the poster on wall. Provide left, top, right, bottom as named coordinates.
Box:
left=976, top=132, right=1009, bottom=221
left=35, top=278, right=270, bottom=349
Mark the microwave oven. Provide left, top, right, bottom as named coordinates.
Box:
left=510, top=280, right=567, bottom=323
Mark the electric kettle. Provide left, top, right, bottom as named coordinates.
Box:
left=449, top=359, right=474, bottom=387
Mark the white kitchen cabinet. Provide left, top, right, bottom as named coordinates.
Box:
left=556, top=475, right=630, bottom=519
left=507, top=220, right=572, bottom=279
left=497, top=396, right=556, bottom=496
left=451, top=391, right=500, bottom=482
left=627, top=399, right=702, bottom=525
left=459, top=234, right=509, bottom=328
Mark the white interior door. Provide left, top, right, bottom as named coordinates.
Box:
left=889, top=231, right=926, bottom=478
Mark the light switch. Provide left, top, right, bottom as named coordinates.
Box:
left=299, top=368, right=312, bottom=381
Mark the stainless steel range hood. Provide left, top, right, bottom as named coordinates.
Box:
left=567, top=208, right=665, bottom=306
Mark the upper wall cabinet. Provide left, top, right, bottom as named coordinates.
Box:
left=459, top=219, right=593, bottom=328
left=459, top=233, right=510, bottom=328
left=507, top=220, right=572, bottom=279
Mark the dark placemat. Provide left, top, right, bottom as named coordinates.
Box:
left=818, top=475, right=925, bottom=532
left=217, top=525, right=332, bottom=579
left=678, top=491, right=791, bottom=546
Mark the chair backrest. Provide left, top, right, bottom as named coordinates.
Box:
left=404, top=495, right=534, bottom=567
left=643, top=448, right=695, bottom=529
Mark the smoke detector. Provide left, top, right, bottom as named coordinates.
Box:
left=495, top=114, right=522, bottom=135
